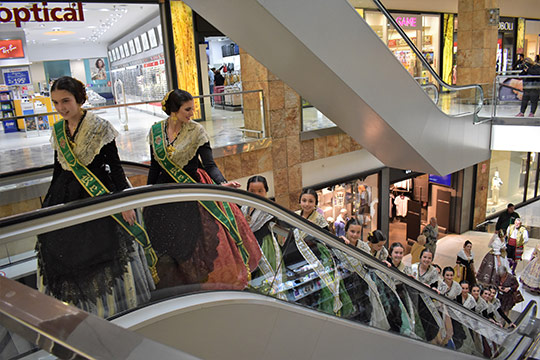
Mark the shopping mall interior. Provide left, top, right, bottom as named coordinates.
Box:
left=1, top=0, right=540, bottom=359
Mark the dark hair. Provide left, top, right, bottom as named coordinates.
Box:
left=464, top=240, right=472, bottom=248
left=162, top=89, right=193, bottom=115
left=460, top=280, right=469, bottom=286
left=95, top=58, right=105, bottom=68
left=247, top=175, right=269, bottom=192
left=471, top=284, right=481, bottom=292
left=442, top=266, right=454, bottom=276
left=367, top=230, right=386, bottom=244
left=433, top=264, right=441, bottom=272
left=481, top=288, right=491, bottom=295
left=299, top=188, right=318, bottom=205
left=51, top=76, right=87, bottom=104
left=420, top=248, right=434, bottom=259
left=389, top=242, right=404, bottom=255
left=488, top=285, right=498, bottom=292
left=508, top=203, right=515, bottom=208
left=344, top=218, right=361, bottom=232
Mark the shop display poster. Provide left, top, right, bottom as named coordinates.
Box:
left=3, top=68, right=31, bottom=86
left=157, top=26, right=163, bottom=45
left=148, top=29, right=158, bottom=48
left=119, top=45, right=125, bottom=58
left=141, top=32, right=150, bottom=51
left=134, top=36, right=142, bottom=53
left=85, top=58, right=109, bottom=83
left=129, top=40, right=136, bottom=55
left=123, top=43, right=130, bottom=57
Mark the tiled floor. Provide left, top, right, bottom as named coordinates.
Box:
left=0, top=106, right=247, bottom=173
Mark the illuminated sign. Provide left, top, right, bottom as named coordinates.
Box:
left=499, top=21, right=514, bottom=32
left=393, top=14, right=422, bottom=30
left=0, top=2, right=84, bottom=28
left=3, top=68, right=31, bottom=85
left=0, top=39, right=24, bottom=59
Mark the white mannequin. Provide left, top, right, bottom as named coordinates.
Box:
left=491, top=171, right=503, bottom=204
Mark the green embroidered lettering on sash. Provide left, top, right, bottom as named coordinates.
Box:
left=53, top=120, right=160, bottom=284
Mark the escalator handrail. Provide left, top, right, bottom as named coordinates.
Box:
left=0, top=183, right=533, bottom=341
left=369, top=0, right=484, bottom=113
left=0, top=276, right=200, bottom=360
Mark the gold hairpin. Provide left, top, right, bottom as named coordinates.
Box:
left=162, top=90, right=174, bottom=111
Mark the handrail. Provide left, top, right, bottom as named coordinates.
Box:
left=370, top=0, right=484, bottom=113
left=420, top=83, right=439, bottom=105
left=0, top=276, right=200, bottom=360
left=0, top=89, right=264, bottom=122
left=0, top=183, right=533, bottom=345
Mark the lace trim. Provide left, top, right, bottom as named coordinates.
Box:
left=51, top=112, right=118, bottom=171
left=151, top=120, right=209, bottom=169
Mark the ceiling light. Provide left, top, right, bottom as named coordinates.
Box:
left=87, top=25, right=96, bottom=29
left=98, top=8, right=110, bottom=12
left=50, top=39, right=58, bottom=41
left=44, top=30, right=75, bottom=35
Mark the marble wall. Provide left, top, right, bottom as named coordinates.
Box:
left=456, top=0, right=499, bottom=226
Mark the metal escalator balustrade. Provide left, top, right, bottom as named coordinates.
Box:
left=0, top=184, right=537, bottom=359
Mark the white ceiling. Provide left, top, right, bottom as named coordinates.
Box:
left=0, top=2, right=160, bottom=47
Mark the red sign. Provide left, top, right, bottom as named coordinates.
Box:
left=0, top=2, right=84, bottom=27
left=0, top=39, right=24, bottom=59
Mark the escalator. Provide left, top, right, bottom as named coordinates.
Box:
left=1, top=184, right=538, bottom=359
left=181, top=0, right=491, bottom=175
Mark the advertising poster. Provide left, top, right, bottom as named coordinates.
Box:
left=89, top=58, right=109, bottom=81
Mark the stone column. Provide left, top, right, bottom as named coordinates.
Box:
left=241, top=51, right=302, bottom=209
left=456, top=0, right=499, bottom=227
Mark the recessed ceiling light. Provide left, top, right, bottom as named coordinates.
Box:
left=44, top=30, right=75, bottom=35
left=87, top=26, right=96, bottom=29
left=50, top=39, right=58, bottom=41
left=98, top=8, right=110, bottom=12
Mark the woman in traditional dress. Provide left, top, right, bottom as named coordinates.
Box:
left=333, top=219, right=389, bottom=329
left=521, top=243, right=540, bottom=293
left=456, top=281, right=477, bottom=310
left=37, top=76, right=155, bottom=318
left=357, top=232, right=412, bottom=335
left=477, top=231, right=508, bottom=286
left=411, top=248, right=443, bottom=342
left=506, top=218, right=529, bottom=274
left=493, top=267, right=520, bottom=319
left=291, top=189, right=354, bottom=317
left=438, top=267, right=462, bottom=300
left=471, top=285, right=489, bottom=315
left=143, top=89, right=261, bottom=290
left=456, top=240, right=476, bottom=286
left=241, top=175, right=286, bottom=298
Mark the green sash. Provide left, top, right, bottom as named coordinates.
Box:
left=53, top=120, right=160, bottom=284
left=150, top=121, right=250, bottom=270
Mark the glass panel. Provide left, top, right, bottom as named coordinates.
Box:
left=487, top=150, right=527, bottom=216
left=492, top=74, right=540, bottom=118
left=2, top=189, right=528, bottom=359
left=526, top=152, right=538, bottom=200
left=301, top=98, right=336, bottom=132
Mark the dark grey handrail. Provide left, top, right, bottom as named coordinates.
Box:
left=0, top=276, right=200, bottom=360
left=370, top=0, right=484, bottom=113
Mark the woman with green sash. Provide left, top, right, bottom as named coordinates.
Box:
left=241, top=176, right=287, bottom=298
left=37, top=76, right=155, bottom=318
left=143, top=89, right=261, bottom=290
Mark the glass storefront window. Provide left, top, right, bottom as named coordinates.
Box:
left=487, top=151, right=527, bottom=216
left=526, top=152, right=538, bottom=200
left=316, top=173, right=379, bottom=241
left=524, top=19, right=540, bottom=61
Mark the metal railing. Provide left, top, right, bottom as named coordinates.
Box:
left=491, top=74, right=540, bottom=119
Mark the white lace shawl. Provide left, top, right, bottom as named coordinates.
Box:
left=438, top=280, right=462, bottom=300
left=50, top=111, right=118, bottom=171
left=241, top=205, right=273, bottom=233
left=411, top=263, right=439, bottom=286
left=150, top=119, right=210, bottom=169
left=462, top=294, right=477, bottom=310
left=457, top=249, right=474, bottom=261
left=475, top=296, right=489, bottom=314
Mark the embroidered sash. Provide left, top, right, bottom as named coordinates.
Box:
left=53, top=120, right=160, bottom=284
left=150, top=121, right=250, bottom=270
left=293, top=229, right=342, bottom=314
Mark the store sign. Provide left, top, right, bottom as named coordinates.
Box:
left=393, top=14, right=422, bottom=30
left=498, top=21, right=514, bottom=32
left=0, top=39, right=24, bottom=59
left=3, top=68, right=30, bottom=85
left=0, top=2, right=84, bottom=27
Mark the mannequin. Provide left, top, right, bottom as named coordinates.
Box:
left=491, top=171, right=503, bottom=204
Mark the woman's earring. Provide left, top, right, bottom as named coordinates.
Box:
left=170, top=114, right=177, bottom=121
